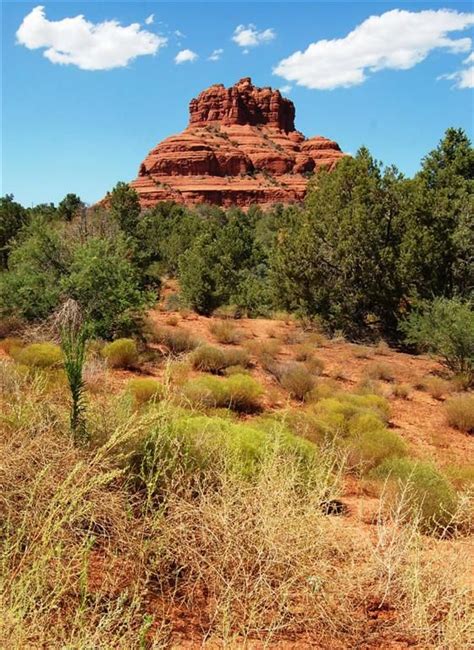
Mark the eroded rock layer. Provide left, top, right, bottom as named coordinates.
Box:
left=131, top=78, right=346, bottom=208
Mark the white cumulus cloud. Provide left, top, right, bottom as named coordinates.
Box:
left=208, top=48, right=223, bottom=61
left=274, top=9, right=474, bottom=90
left=439, top=50, right=474, bottom=88
left=16, top=5, right=166, bottom=71
left=279, top=84, right=292, bottom=95
left=145, top=14, right=154, bottom=26
left=175, top=48, right=198, bottom=64
left=232, top=24, right=275, bottom=48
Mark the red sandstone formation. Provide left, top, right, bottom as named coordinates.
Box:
left=131, top=78, right=346, bottom=208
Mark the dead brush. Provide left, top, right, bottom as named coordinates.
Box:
left=209, top=320, right=242, bottom=345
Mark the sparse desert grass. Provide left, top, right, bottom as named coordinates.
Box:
left=445, top=395, right=474, bottom=433
left=365, top=361, right=395, bottom=382
left=305, top=356, right=325, bottom=375
left=392, top=383, right=411, bottom=399
left=209, top=320, right=242, bottom=344
left=352, top=344, right=372, bottom=359
left=294, top=343, right=314, bottom=362
left=445, top=464, right=474, bottom=490
left=374, top=340, right=391, bottom=356
left=127, top=378, right=164, bottom=405
left=0, top=359, right=472, bottom=648
left=190, top=345, right=250, bottom=374
left=213, top=304, right=241, bottom=319
left=420, top=375, right=451, bottom=400
left=165, top=314, right=179, bottom=327
left=280, top=363, right=315, bottom=400
left=102, top=338, right=138, bottom=369
left=14, top=342, right=63, bottom=368
left=153, top=326, right=199, bottom=354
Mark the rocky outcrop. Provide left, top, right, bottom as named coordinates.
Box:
left=130, top=78, right=346, bottom=208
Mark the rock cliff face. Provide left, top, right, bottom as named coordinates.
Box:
left=131, top=78, right=346, bottom=208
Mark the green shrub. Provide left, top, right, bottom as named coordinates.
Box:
left=224, top=364, right=251, bottom=376
left=209, top=320, right=242, bottom=344
left=401, top=298, right=473, bottom=385
left=371, top=458, right=459, bottom=533
left=445, top=395, right=474, bottom=433
left=183, top=374, right=263, bottom=412
left=191, top=345, right=227, bottom=373
left=222, top=348, right=250, bottom=368
left=127, top=378, right=164, bottom=405
left=153, top=326, right=199, bottom=354
left=15, top=342, right=62, bottom=369
left=213, top=304, right=242, bottom=319
left=346, top=413, right=407, bottom=471
left=280, top=364, right=315, bottom=400
left=102, top=338, right=138, bottom=369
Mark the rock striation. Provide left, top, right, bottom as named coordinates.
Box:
left=131, top=78, right=346, bottom=208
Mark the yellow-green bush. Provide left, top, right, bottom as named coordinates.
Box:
left=371, top=458, right=459, bottom=533
left=127, top=378, right=164, bottom=405
left=132, top=412, right=319, bottom=493
left=445, top=395, right=474, bottom=433
left=183, top=373, right=263, bottom=412
left=190, top=345, right=250, bottom=374
left=14, top=342, right=62, bottom=369
left=346, top=413, right=407, bottom=470
left=102, top=338, right=138, bottom=369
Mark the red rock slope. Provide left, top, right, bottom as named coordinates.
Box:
left=131, top=78, right=346, bottom=208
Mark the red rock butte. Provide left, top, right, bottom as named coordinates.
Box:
left=131, top=78, right=346, bottom=208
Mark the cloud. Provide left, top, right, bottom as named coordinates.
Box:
left=16, top=5, right=166, bottom=70
left=175, top=48, right=198, bottom=64
left=279, top=84, right=292, bottom=94
left=439, top=51, right=474, bottom=88
left=174, top=30, right=185, bottom=38
left=208, top=48, right=223, bottom=61
left=274, top=9, right=474, bottom=90
left=145, top=14, right=154, bottom=26
left=232, top=24, right=275, bottom=48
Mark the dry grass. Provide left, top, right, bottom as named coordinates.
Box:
left=0, top=359, right=472, bottom=648
left=366, top=361, right=395, bottom=382
left=421, top=376, right=452, bottom=401
left=209, top=320, right=242, bottom=344
left=445, top=395, right=474, bottom=433
left=153, top=326, right=200, bottom=354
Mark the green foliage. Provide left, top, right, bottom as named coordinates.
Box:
left=61, top=321, right=88, bottom=443
left=132, top=411, right=317, bottom=494
left=0, top=194, right=29, bottom=269
left=107, top=182, right=141, bottom=237
left=57, top=193, right=84, bottom=222
left=0, top=218, right=68, bottom=321
left=63, top=236, right=151, bottom=338
left=127, top=378, right=164, bottom=405
left=183, top=373, right=264, bottom=412
left=372, top=458, right=459, bottom=533
left=102, top=338, right=138, bottom=369
left=15, top=343, right=63, bottom=369
left=401, top=298, right=473, bottom=383
left=445, top=395, right=474, bottom=433
left=190, top=344, right=250, bottom=375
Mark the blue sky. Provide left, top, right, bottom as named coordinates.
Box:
left=2, top=1, right=473, bottom=206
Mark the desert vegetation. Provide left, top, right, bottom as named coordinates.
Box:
left=0, top=128, right=473, bottom=647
